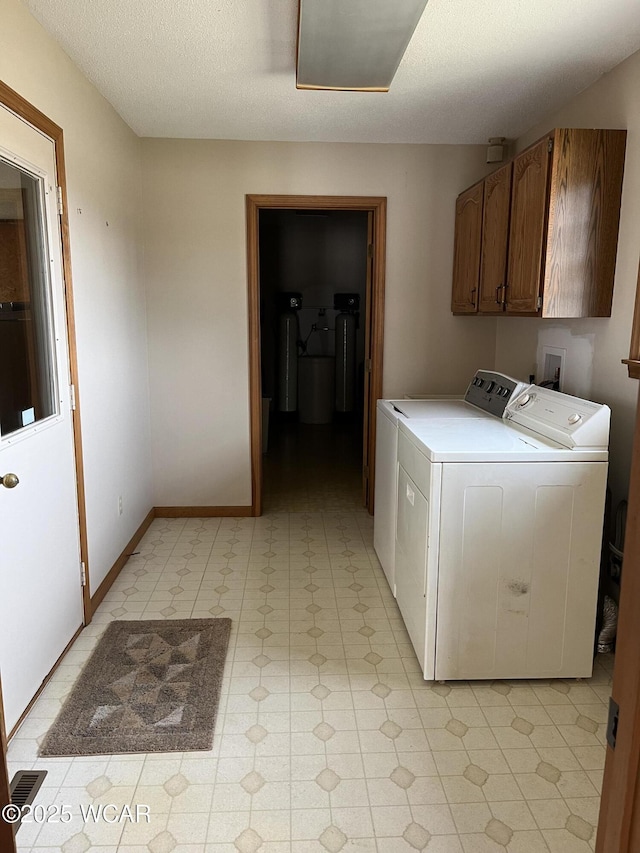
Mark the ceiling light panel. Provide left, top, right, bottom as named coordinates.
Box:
left=297, top=0, right=429, bottom=92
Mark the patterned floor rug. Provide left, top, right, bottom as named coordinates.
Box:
left=40, top=618, right=231, bottom=756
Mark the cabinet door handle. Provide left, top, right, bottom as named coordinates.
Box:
left=502, top=283, right=508, bottom=306
left=496, top=284, right=503, bottom=304
left=470, top=286, right=477, bottom=306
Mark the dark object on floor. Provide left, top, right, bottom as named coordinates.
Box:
left=39, top=619, right=231, bottom=756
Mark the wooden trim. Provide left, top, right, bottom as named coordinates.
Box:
left=0, top=80, right=92, bottom=625
left=368, top=198, right=386, bottom=514
left=246, top=196, right=263, bottom=517
left=56, top=132, right=92, bottom=625
left=154, top=506, right=253, bottom=518
left=89, top=509, right=155, bottom=616
left=625, top=260, right=640, bottom=379
left=247, top=195, right=387, bottom=211
left=245, top=194, right=387, bottom=517
left=597, top=258, right=640, bottom=850
left=0, top=677, right=16, bottom=853
left=623, top=360, right=640, bottom=381
left=7, top=625, right=83, bottom=740
left=362, top=212, right=374, bottom=505
left=596, top=388, right=640, bottom=851
left=0, top=80, right=62, bottom=141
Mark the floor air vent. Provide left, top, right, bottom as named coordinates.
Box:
left=9, top=770, right=47, bottom=831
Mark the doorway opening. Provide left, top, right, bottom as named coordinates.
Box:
left=246, top=195, right=386, bottom=516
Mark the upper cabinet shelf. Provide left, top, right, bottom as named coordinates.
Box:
left=451, top=128, right=627, bottom=318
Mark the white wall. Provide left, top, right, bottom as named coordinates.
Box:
left=495, top=48, right=640, bottom=505
left=142, top=140, right=496, bottom=507
left=0, top=0, right=153, bottom=590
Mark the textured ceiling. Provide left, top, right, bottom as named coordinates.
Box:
left=24, top=0, right=640, bottom=143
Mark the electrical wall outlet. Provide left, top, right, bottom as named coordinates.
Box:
left=118, top=495, right=123, bottom=516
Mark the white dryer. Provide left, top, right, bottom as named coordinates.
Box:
left=374, top=371, right=528, bottom=595
left=395, top=387, right=610, bottom=681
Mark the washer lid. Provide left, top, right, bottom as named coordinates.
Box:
left=505, top=387, right=610, bottom=449
left=393, top=399, right=491, bottom=419
left=376, top=398, right=487, bottom=424
left=398, top=417, right=608, bottom=462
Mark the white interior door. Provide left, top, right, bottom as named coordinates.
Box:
left=0, top=106, right=84, bottom=733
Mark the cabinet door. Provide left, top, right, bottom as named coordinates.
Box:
left=506, top=138, right=551, bottom=313
left=544, top=128, right=627, bottom=318
left=451, top=182, right=483, bottom=314
left=478, top=163, right=512, bottom=313
left=436, top=461, right=608, bottom=681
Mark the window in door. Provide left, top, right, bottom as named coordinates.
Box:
left=0, top=157, right=58, bottom=437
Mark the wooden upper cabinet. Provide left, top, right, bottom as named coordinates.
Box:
left=478, top=163, right=512, bottom=313
left=543, top=128, right=627, bottom=317
left=451, top=128, right=626, bottom=318
left=506, top=137, right=551, bottom=314
left=451, top=181, right=483, bottom=314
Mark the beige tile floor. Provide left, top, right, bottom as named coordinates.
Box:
left=9, top=504, right=612, bottom=853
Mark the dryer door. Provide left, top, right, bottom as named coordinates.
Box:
left=395, top=463, right=429, bottom=672
left=373, top=408, right=399, bottom=594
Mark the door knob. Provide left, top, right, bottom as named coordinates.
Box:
left=1, top=473, right=19, bottom=489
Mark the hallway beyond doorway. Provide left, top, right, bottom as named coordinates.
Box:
left=263, top=418, right=363, bottom=513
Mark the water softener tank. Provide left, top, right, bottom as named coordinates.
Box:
left=335, top=312, right=356, bottom=412
left=278, top=312, right=298, bottom=412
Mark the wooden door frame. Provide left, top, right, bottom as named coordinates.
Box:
left=0, top=677, right=15, bottom=853
left=246, top=194, right=387, bottom=516
left=597, top=260, right=640, bottom=851
left=0, top=80, right=91, bottom=625
left=596, top=386, right=640, bottom=852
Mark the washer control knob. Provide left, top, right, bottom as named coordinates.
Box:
left=568, top=414, right=582, bottom=425
left=517, top=394, right=532, bottom=407
left=486, top=381, right=496, bottom=393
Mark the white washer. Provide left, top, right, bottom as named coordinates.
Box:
left=374, top=370, right=528, bottom=595
left=395, top=387, right=610, bottom=681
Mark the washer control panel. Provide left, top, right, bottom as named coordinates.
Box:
left=505, top=387, right=610, bottom=448
left=464, top=370, right=529, bottom=418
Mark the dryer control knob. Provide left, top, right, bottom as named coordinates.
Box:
left=568, top=414, right=582, bottom=425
